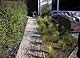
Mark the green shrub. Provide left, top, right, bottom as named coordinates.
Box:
left=41, top=4, right=50, bottom=15
left=64, top=32, right=77, bottom=47
left=0, top=1, right=27, bottom=58
left=59, top=25, right=77, bottom=47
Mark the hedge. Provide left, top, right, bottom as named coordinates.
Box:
left=0, top=1, right=27, bottom=58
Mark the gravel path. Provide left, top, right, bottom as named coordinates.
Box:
left=16, top=17, right=48, bottom=58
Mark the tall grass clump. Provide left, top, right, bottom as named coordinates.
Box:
left=38, top=16, right=59, bottom=58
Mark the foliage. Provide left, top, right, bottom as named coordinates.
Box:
left=0, top=1, right=27, bottom=58
left=38, top=16, right=59, bottom=58
left=58, top=40, right=66, bottom=50
left=63, top=31, right=77, bottom=47
left=38, top=16, right=77, bottom=57
left=41, top=4, right=50, bottom=15
left=59, top=25, right=77, bottom=47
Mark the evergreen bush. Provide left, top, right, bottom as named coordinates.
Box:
left=0, top=1, right=27, bottom=58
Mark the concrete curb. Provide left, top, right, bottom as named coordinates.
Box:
left=68, top=47, right=78, bottom=58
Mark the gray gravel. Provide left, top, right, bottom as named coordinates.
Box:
left=16, top=17, right=48, bottom=58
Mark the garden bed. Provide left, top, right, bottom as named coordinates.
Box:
left=54, top=43, right=77, bottom=58
left=38, top=16, right=77, bottom=58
